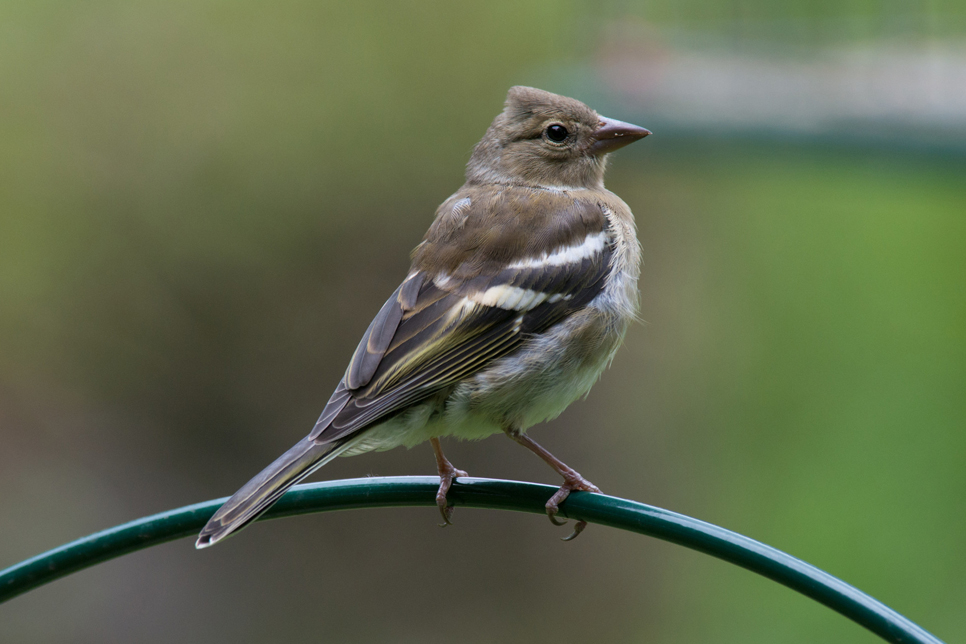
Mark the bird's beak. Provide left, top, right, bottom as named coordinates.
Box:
left=591, top=116, right=651, bottom=155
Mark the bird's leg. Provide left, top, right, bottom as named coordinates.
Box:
left=504, top=428, right=600, bottom=540
left=431, top=437, right=468, bottom=527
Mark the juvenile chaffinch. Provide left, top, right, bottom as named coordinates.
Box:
left=197, top=86, right=649, bottom=547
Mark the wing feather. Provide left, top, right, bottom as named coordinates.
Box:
left=345, top=284, right=404, bottom=389
left=310, top=194, right=614, bottom=445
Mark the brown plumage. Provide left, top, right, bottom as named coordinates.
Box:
left=466, top=86, right=611, bottom=189
left=196, top=87, right=650, bottom=548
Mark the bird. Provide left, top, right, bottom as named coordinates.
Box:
left=196, top=86, right=649, bottom=548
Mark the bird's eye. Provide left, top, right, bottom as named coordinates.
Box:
left=545, top=124, right=569, bottom=143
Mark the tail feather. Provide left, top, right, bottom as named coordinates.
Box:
left=196, top=436, right=349, bottom=548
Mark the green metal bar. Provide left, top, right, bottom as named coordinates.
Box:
left=0, top=476, right=944, bottom=643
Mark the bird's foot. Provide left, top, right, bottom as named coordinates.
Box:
left=435, top=462, right=469, bottom=527
left=546, top=475, right=601, bottom=541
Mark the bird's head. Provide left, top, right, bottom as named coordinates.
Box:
left=466, top=86, right=650, bottom=190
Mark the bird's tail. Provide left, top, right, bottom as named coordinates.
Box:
left=196, top=436, right=350, bottom=548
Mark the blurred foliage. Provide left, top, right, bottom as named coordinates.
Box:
left=615, top=0, right=966, bottom=40
left=1, top=1, right=964, bottom=643
left=609, top=144, right=966, bottom=642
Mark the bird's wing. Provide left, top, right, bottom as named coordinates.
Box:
left=310, top=191, right=613, bottom=443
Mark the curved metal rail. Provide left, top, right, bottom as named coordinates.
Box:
left=0, top=477, right=945, bottom=643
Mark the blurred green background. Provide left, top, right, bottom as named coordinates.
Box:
left=1, top=1, right=964, bottom=642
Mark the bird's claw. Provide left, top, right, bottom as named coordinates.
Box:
left=545, top=475, right=601, bottom=540
left=435, top=465, right=468, bottom=528
left=437, top=502, right=455, bottom=527
left=547, top=513, right=568, bottom=526
left=561, top=520, right=588, bottom=541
